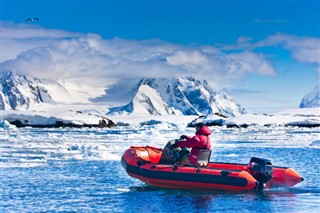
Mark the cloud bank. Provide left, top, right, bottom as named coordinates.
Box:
left=1, top=21, right=318, bottom=103
left=266, top=33, right=320, bottom=65
left=223, top=33, right=320, bottom=68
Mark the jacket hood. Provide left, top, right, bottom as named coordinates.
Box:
left=196, top=126, right=211, bottom=136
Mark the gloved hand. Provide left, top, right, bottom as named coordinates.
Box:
left=179, top=135, right=187, bottom=140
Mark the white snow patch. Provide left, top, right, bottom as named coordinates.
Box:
left=199, top=107, right=320, bottom=127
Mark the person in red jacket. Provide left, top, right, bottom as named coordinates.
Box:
left=176, top=123, right=211, bottom=165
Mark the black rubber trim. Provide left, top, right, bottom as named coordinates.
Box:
left=121, top=157, right=248, bottom=187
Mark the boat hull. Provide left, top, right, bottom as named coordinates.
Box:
left=121, top=146, right=303, bottom=191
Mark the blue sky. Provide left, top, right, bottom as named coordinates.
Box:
left=1, top=0, right=320, bottom=113
left=2, top=0, right=319, bottom=43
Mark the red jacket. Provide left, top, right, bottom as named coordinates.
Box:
left=177, top=126, right=211, bottom=164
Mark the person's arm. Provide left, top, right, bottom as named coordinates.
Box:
left=177, top=136, right=200, bottom=148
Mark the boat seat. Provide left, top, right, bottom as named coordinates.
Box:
left=196, top=150, right=211, bottom=167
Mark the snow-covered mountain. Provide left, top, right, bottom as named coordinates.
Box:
left=0, top=72, right=106, bottom=110
left=0, top=72, right=55, bottom=110
left=108, top=84, right=178, bottom=115
left=108, top=77, right=247, bottom=117
left=0, top=72, right=114, bottom=127
left=299, top=84, right=320, bottom=108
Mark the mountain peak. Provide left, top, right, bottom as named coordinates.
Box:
left=299, top=84, right=320, bottom=108
left=0, top=72, right=54, bottom=110
left=108, top=77, right=247, bottom=117
left=108, top=84, right=178, bottom=115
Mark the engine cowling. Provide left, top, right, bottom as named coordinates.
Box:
left=248, top=157, right=273, bottom=190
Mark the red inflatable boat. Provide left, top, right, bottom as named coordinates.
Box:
left=121, top=141, right=304, bottom=191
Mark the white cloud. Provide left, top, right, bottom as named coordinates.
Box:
left=1, top=21, right=283, bottom=101
left=220, top=33, right=320, bottom=86
left=253, top=19, right=288, bottom=23
left=224, top=33, right=320, bottom=66
left=265, top=33, right=320, bottom=65
left=228, top=51, right=276, bottom=76
left=0, top=21, right=83, bottom=62
left=167, top=49, right=209, bottom=66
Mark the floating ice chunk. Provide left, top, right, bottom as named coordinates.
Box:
left=225, top=154, right=238, bottom=157
left=309, top=140, right=320, bottom=147
left=0, top=120, right=16, bottom=129
left=116, top=188, right=130, bottom=192
left=68, top=144, right=80, bottom=151
left=101, top=152, right=121, bottom=161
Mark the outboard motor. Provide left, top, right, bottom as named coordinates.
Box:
left=159, top=140, right=190, bottom=164
left=248, top=157, right=273, bottom=190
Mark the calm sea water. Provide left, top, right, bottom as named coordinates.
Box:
left=1, top=127, right=320, bottom=212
